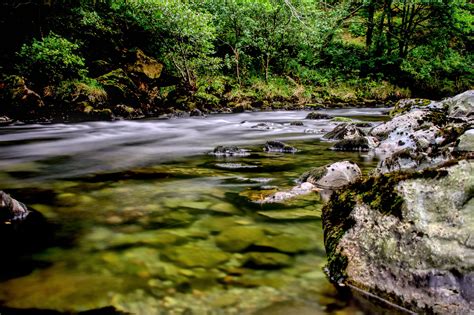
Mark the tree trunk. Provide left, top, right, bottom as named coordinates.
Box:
left=365, top=0, right=375, bottom=52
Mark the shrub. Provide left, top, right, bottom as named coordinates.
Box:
left=16, top=33, right=87, bottom=85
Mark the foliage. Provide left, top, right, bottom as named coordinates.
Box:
left=119, top=0, right=219, bottom=91
left=16, top=33, right=87, bottom=85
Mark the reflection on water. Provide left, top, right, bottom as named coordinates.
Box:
left=0, top=110, right=385, bottom=314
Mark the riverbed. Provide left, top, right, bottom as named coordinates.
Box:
left=0, top=109, right=388, bottom=314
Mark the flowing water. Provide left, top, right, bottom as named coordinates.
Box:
left=0, top=109, right=388, bottom=314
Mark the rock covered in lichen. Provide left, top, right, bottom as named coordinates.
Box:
left=322, top=157, right=474, bottom=314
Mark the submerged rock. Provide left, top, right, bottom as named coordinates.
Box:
left=161, top=243, right=230, bottom=268
left=263, top=141, right=297, bottom=153
left=306, top=112, right=330, bottom=120
left=323, top=123, right=366, bottom=140
left=244, top=252, right=292, bottom=268
left=209, top=145, right=250, bottom=157
left=215, top=226, right=266, bottom=252
left=289, top=121, right=304, bottom=126
left=299, top=161, right=361, bottom=190
left=322, top=160, right=474, bottom=314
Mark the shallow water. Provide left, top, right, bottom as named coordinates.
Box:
left=0, top=109, right=386, bottom=314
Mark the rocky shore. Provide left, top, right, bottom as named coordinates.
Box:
left=320, top=90, right=473, bottom=314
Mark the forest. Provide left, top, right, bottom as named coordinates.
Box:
left=0, top=0, right=472, bottom=122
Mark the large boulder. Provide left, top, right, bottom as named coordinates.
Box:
left=97, top=69, right=138, bottom=105
left=125, top=49, right=163, bottom=81
left=0, top=76, right=44, bottom=120
left=322, top=155, right=474, bottom=314
left=444, top=90, right=474, bottom=120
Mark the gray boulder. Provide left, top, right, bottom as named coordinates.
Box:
left=444, top=90, right=474, bottom=120
left=322, top=160, right=474, bottom=314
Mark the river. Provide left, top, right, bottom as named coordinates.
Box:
left=0, top=109, right=388, bottom=314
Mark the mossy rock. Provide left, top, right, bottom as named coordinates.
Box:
left=125, top=49, right=163, bottom=80
left=389, top=98, right=431, bottom=117
left=97, top=69, right=138, bottom=104
left=322, top=161, right=473, bottom=314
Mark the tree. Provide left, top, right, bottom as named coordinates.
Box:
left=120, top=0, right=218, bottom=92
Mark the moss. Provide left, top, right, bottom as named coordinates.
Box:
left=322, top=189, right=357, bottom=283
left=331, top=116, right=354, bottom=122
left=298, top=166, right=328, bottom=183
left=389, top=98, right=431, bottom=117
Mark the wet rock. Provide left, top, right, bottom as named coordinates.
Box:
left=244, top=252, right=292, bottom=268
left=0, top=116, right=13, bottom=126
left=113, top=104, right=144, bottom=119
left=289, top=121, right=304, bottom=126
left=0, top=191, right=30, bottom=223
left=455, top=129, right=474, bottom=152
left=251, top=122, right=274, bottom=130
left=215, top=226, right=266, bottom=252
left=331, top=136, right=378, bottom=152
left=190, top=108, right=205, bottom=117
left=161, top=243, right=230, bottom=268
left=299, top=161, right=361, bottom=189
left=322, top=160, right=474, bottom=314
left=306, top=112, right=330, bottom=120
left=209, top=146, right=250, bottom=157
left=263, top=141, right=297, bottom=153
left=445, top=90, right=474, bottom=120
left=323, top=123, right=366, bottom=140
left=260, top=182, right=315, bottom=204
